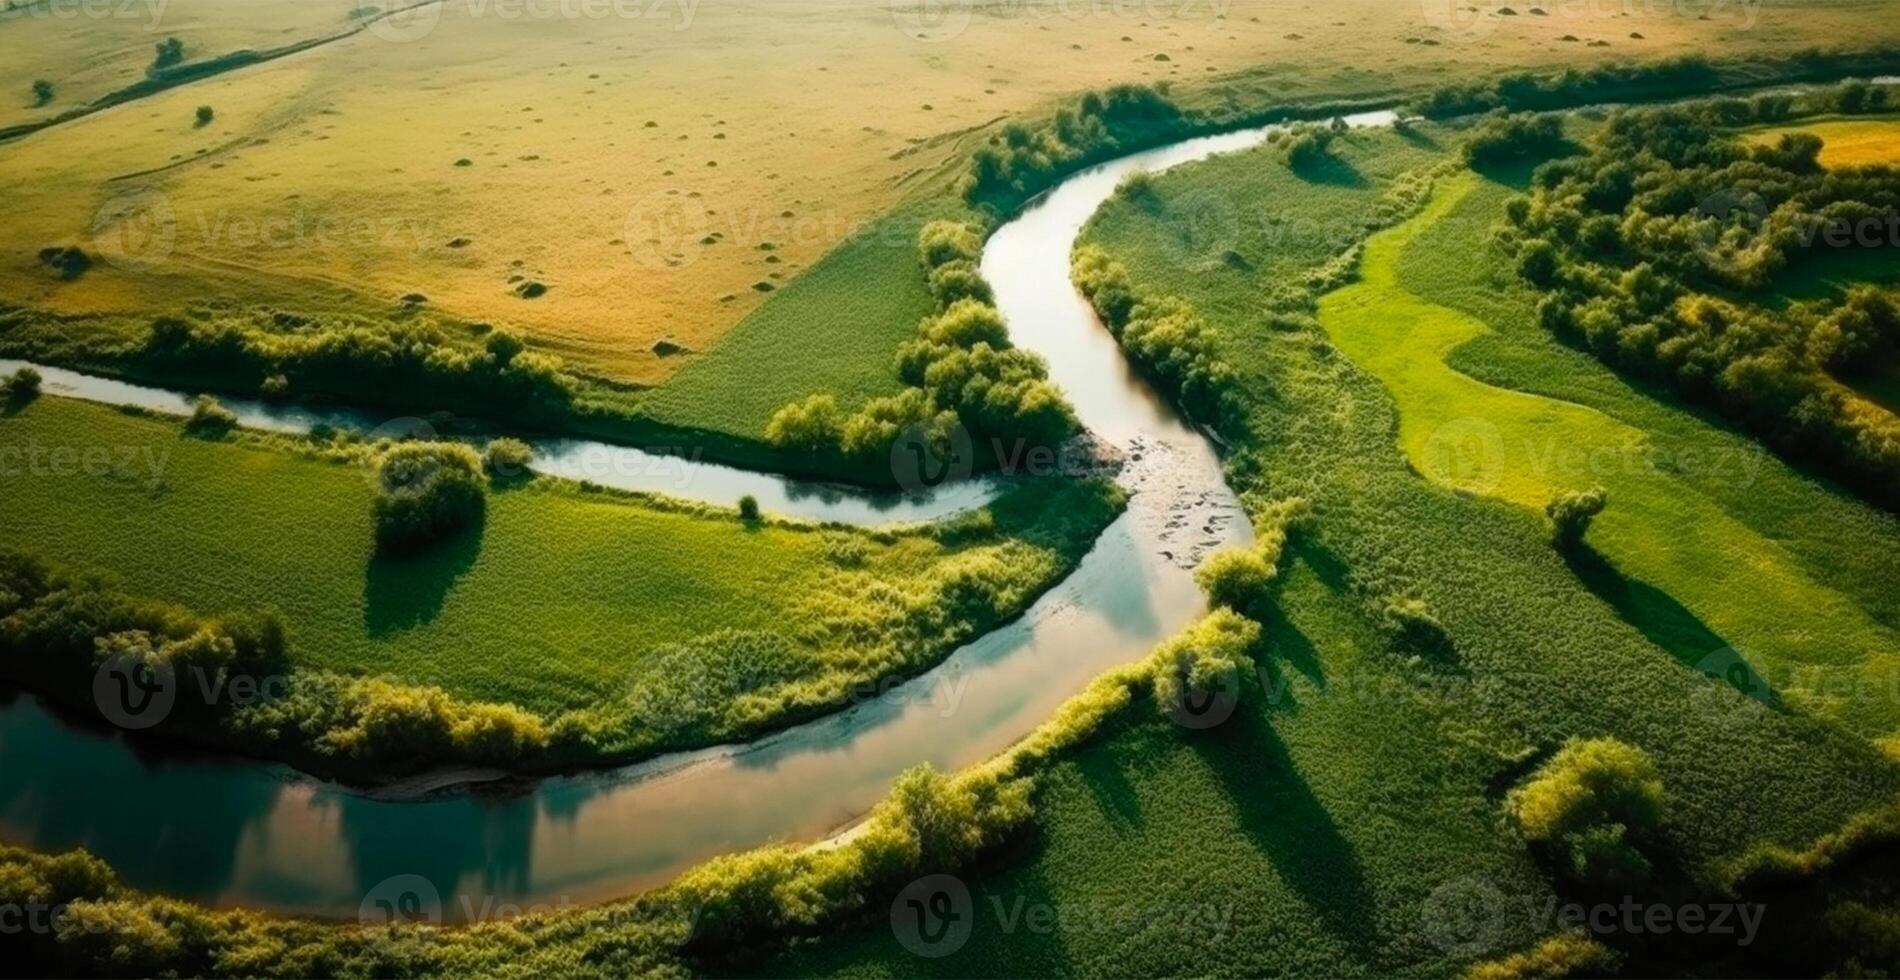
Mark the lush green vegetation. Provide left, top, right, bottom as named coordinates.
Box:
left=758, top=116, right=1900, bottom=977
left=765, top=221, right=1076, bottom=468
left=0, top=395, right=1120, bottom=777
left=1501, top=90, right=1900, bottom=505
left=369, top=443, right=487, bottom=556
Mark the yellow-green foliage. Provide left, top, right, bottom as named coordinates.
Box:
left=1194, top=497, right=1307, bottom=613
left=1148, top=609, right=1262, bottom=720
left=1072, top=243, right=1240, bottom=427
left=1508, top=738, right=1666, bottom=845
left=1466, top=933, right=1622, bottom=980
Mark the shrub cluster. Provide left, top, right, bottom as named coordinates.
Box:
left=767, top=222, right=1076, bottom=469
left=964, top=84, right=1192, bottom=214
left=184, top=393, right=237, bottom=435
left=1271, top=122, right=1339, bottom=172
left=1503, top=91, right=1900, bottom=504
left=1462, top=111, right=1567, bottom=167
left=481, top=436, right=535, bottom=481
left=1545, top=486, right=1608, bottom=549
left=370, top=442, right=486, bottom=555
left=1508, top=737, right=1667, bottom=889
left=138, top=314, right=575, bottom=420
left=1194, top=498, right=1306, bottom=617
left=1072, top=243, right=1242, bottom=429
left=3, top=365, right=40, bottom=405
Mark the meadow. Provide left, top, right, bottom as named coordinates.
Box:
left=1746, top=113, right=1900, bottom=166
left=0, top=393, right=1119, bottom=764
left=1, top=0, right=1892, bottom=422
left=758, top=115, right=1900, bottom=975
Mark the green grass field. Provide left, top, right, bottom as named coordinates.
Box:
left=760, top=121, right=1900, bottom=977
left=0, top=395, right=1117, bottom=735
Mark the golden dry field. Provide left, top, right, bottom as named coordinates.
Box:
left=3, top=0, right=1897, bottom=384
left=1748, top=113, right=1900, bottom=165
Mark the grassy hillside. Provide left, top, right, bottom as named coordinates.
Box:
left=0, top=395, right=1118, bottom=735
left=761, top=119, right=1900, bottom=977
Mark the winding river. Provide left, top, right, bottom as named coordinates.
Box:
left=0, top=110, right=1391, bottom=921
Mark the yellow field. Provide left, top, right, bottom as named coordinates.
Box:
left=3, top=0, right=1895, bottom=383
left=1747, top=115, right=1900, bottom=166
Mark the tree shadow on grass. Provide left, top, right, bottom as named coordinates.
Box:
left=1293, top=154, right=1369, bottom=188
left=364, top=515, right=484, bottom=636
left=1562, top=543, right=1782, bottom=708
left=1190, top=706, right=1376, bottom=956
left=1073, top=748, right=1147, bottom=833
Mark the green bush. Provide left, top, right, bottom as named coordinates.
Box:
left=2, top=366, right=41, bottom=405
left=369, top=442, right=486, bottom=555
left=30, top=79, right=53, bottom=107
left=482, top=436, right=535, bottom=481
left=1545, top=486, right=1607, bottom=549
left=737, top=494, right=760, bottom=522
left=1462, top=112, right=1567, bottom=167
left=150, top=36, right=184, bottom=76
left=194, top=104, right=213, bottom=127
left=965, top=84, right=1190, bottom=214
left=1073, top=245, right=1241, bottom=429
left=183, top=394, right=236, bottom=435
left=1380, top=596, right=1453, bottom=659
left=1149, top=609, right=1261, bottom=720
left=1508, top=737, right=1667, bottom=888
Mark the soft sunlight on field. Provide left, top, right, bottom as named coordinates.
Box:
left=1748, top=114, right=1900, bottom=166
left=1, top=0, right=1892, bottom=386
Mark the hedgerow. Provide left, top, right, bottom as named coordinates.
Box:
left=1072, top=244, right=1242, bottom=429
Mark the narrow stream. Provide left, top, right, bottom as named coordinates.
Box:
left=0, top=110, right=1391, bottom=921
left=0, top=358, right=997, bottom=525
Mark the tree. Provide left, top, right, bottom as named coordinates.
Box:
left=482, top=437, right=534, bottom=481
left=1194, top=546, right=1276, bottom=614
left=194, top=105, right=214, bottom=127
left=151, top=37, right=185, bottom=75
left=370, top=443, right=486, bottom=554
left=30, top=79, right=53, bottom=107
left=1546, top=487, right=1608, bottom=549
left=1508, top=737, right=1666, bottom=888
left=184, top=394, right=236, bottom=435
left=737, top=495, right=760, bottom=522
left=3, top=366, right=42, bottom=406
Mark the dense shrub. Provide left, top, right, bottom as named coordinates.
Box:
left=481, top=436, right=535, bottom=481
left=194, top=104, right=214, bottom=127
left=1194, top=497, right=1306, bottom=615
left=1506, top=94, right=1900, bottom=504
left=138, top=313, right=576, bottom=421
left=36, top=244, right=92, bottom=280
left=1462, top=111, right=1567, bottom=167
left=1545, top=486, right=1607, bottom=549
left=370, top=442, right=486, bottom=555
left=1508, top=737, right=1667, bottom=888
left=149, top=36, right=184, bottom=76
left=763, top=393, right=844, bottom=453
left=184, top=393, right=236, bottom=435
left=1149, top=609, right=1262, bottom=720
left=3, top=365, right=41, bottom=405
left=30, top=78, right=53, bottom=106
left=1379, top=596, right=1454, bottom=659
left=1277, top=123, right=1338, bottom=171
left=1072, top=244, right=1242, bottom=429
left=964, top=84, right=1191, bottom=214
left=737, top=494, right=760, bottom=522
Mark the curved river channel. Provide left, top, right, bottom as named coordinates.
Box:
left=0, top=110, right=1391, bottom=920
